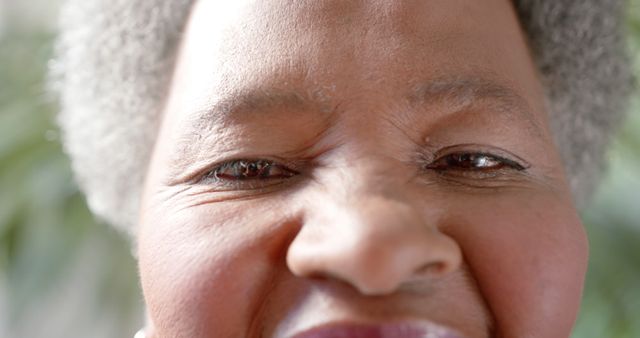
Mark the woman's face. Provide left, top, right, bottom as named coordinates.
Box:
left=138, top=0, right=588, bottom=337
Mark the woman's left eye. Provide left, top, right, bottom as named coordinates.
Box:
left=425, top=152, right=526, bottom=172
left=204, top=159, right=298, bottom=182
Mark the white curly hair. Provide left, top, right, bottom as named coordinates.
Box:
left=51, top=0, right=634, bottom=236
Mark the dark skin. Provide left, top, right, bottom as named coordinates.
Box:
left=138, top=0, right=588, bottom=337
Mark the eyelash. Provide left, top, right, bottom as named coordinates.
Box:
left=199, top=151, right=527, bottom=187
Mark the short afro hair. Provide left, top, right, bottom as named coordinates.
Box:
left=51, top=0, right=634, bottom=235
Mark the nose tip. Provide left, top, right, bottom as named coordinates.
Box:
left=286, top=197, right=462, bottom=296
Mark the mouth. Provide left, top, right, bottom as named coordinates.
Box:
left=289, top=321, right=467, bottom=338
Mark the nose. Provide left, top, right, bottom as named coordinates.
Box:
left=286, top=194, right=462, bottom=296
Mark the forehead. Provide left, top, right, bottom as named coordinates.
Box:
left=172, top=0, right=540, bottom=107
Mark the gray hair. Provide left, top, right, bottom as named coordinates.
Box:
left=51, top=0, right=634, bottom=236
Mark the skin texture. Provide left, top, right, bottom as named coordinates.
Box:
left=138, top=0, right=589, bottom=337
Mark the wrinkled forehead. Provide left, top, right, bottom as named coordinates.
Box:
left=175, top=0, right=533, bottom=100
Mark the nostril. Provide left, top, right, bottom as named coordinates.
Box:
left=305, top=271, right=338, bottom=283
left=414, top=261, right=448, bottom=277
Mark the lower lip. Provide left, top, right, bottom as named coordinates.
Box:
left=291, top=322, right=465, bottom=338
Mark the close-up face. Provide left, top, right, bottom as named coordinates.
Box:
left=137, top=0, right=589, bottom=337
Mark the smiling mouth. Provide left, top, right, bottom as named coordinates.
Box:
left=289, top=321, right=467, bottom=338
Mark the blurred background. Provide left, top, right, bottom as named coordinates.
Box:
left=0, top=1, right=639, bottom=337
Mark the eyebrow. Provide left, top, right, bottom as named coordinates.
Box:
left=188, top=75, right=544, bottom=138
left=407, top=76, right=544, bottom=136
left=190, top=86, right=335, bottom=129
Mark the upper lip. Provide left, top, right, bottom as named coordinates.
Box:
left=288, top=320, right=467, bottom=338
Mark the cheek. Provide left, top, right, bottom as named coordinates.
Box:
left=449, top=194, right=588, bottom=338
left=138, top=202, right=295, bottom=338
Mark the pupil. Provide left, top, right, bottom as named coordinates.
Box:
left=238, top=160, right=270, bottom=178
left=244, top=162, right=259, bottom=176
left=445, top=153, right=495, bottom=169
left=457, top=154, right=475, bottom=168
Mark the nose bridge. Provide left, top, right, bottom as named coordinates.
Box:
left=326, top=146, right=417, bottom=197
left=342, top=193, right=426, bottom=242
left=286, top=177, right=463, bottom=295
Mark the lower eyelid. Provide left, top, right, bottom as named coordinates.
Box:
left=421, top=170, right=536, bottom=191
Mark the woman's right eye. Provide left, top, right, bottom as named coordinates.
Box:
left=202, top=159, right=298, bottom=183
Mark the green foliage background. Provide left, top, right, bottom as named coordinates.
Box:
left=1, top=2, right=639, bottom=337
